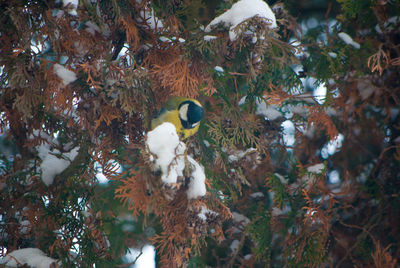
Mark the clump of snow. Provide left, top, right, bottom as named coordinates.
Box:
left=53, top=64, right=77, bottom=86
left=138, top=8, right=164, bottom=30
left=146, top=123, right=186, bottom=184
left=249, top=192, right=264, bottom=198
left=328, top=52, right=337, bottom=58
left=186, top=156, right=206, bottom=199
left=338, top=32, right=360, bottom=49
left=197, top=205, right=218, bottom=221
left=0, top=248, right=58, bottom=268
left=228, top=148, right=256, bottom=162
left=159, top=36, right=172, bottom=42
left=313, top=82, right=327, bottom=104
left=38, top=143, right=79, bottom=186
left=230, top=239, right=240, bottom=252
left=85, top=21, right=101, bottom=35
left=214, top=66, right=224, bottom=72
left=146, top=123, right=207, bottom=199
left=357, top=79, right=375, bottom=100
left=204, top=35, right=217, bottom=41
left=274, top=173, right=288, bottom=184
left=62, top=0, right=78, bottom=16
left=329, top=170, right=340, bottom=184
left=307, top=163, right=325, bottom=174
left=271, top=204, right=290, bottom=216
left=375, top=16, right=400, bottom=33
left=281, top=120, right=295, bottom=147
left=238, top=96, right=247, bottom=106
left=256, top=99, right=282, bottom=120
left=205, top=0, right=277, bottom=41
left=19, top=220, right=30, bottom=234
left=232, top=211, right=250, bottom=225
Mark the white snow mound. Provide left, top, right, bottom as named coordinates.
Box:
left=0, top=248, right=58, bottom=268
left=146, top=123, right=207, bottom=199
left=205, top=0, right=277, bottom=41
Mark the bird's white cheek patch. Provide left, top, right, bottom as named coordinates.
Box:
left=179, top=104, right=189, bottom=121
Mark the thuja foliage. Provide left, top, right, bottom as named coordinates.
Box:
left=0, top=0, right=399, bottom=267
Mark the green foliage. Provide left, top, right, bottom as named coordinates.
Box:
left=1, top=0, right=400, bottom=267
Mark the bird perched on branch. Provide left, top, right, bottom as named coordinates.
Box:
left=151, top=97, right=204, bottom=139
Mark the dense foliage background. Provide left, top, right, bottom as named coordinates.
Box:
left=1, top=0, right=399, bottom=267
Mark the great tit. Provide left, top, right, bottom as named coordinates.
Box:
left=151, top=97, right=204, bottom=139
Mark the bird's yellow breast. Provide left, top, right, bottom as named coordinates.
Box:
left=151, top=110, right=200, bottom=139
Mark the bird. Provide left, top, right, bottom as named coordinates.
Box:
left=151, top=97, right=204, bottom=139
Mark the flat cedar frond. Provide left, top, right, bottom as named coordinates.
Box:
left=207, top=111, right=262, bottom=150
left=307, top=105, right=338, bottom=140
left=264, top=83, right=290, bottom=105
left=144, top=48, right=212, bottom=100
left=115, top=172, right=150, bottom=219
left=367, top=44, right=390, bottom=76
left=94, top=104, right=121, bottom=131
left=79, top=61, right=102, bottom=90
left=372, top=243, right=397, bottom=268
left=119, top=17, right=140, bottom=52
left=302, top=189, right=331, bottom=234
left=284, top=229, right=328, bottom=267
left=152, top=54, right=199, bottom=98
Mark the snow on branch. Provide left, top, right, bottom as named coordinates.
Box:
left=0, top=248, right=58, bottom=268
left=53, top=63, right=77, bottom=86
left=146, top=123, right=206, bottom=199
left=205, top=0, right=277, bottom=41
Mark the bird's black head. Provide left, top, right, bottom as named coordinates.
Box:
left=179, top=100, right=204, bottom=129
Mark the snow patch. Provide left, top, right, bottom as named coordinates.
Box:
left=146, top=123, right=186, bottom=184
left=249, top=192, right=264, bottom=198
left=256, top=99, right=282, bottom=120
left=197, top=206, right=218, bottom=221
left=204, top=35, right=217, bottom=41
left=186, top=156, right=206, bottom=199
left=38, top=144, right=79, bottom=186
left=62, top=0, right=78, bottom=15
left=85, top=21, right=101, bottom=35
left=328, top=52, right=337, bottom=58
left=230, top=239, right=240, bottom=252
left=357, top=79, right=375, bottom=100
left=146, top=123, right=206, bottom=199
left=138, top=8, right=164, bottom=30
left=205, top=0, right=277, bottom=41
left=338, top=32, right=360, bottom=49
left=0, top=248, right=58, bottom=268
left=307, top=163, right=325, bottom=174
left=274, top=173, right=288, bottom=184
left=232, top=211, right=250, bottom=225
left=214, top=66, right=224, bottom=72
left=53, top=64, right=77, bottom=86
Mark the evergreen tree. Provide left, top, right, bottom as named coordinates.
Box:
left=0, top=0, right=399, bottom=267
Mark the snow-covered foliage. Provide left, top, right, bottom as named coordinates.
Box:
left=197, top=205, right=218, bottom=221
left=0, top=248, right=58, bottom=268
left=338, top=32, right=360, bottom=49
left=186, top=156, right=206, bottom=199
left=146, top=123, right=206, bottom=199
left=62, top=0, right=78, bottom=16
left=146, top=123, right=186, bottom=184
left=205, top=0, right=277, bottom=40
left=53, top=64, right=77, bottom=86
left=255, top=99, right=282, bottom=120
left=307, top=163, right=325, bottom=174
left=38, top=143, right=79, bottom=186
